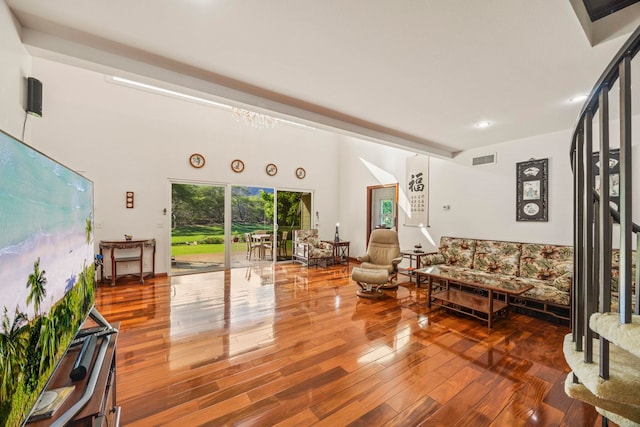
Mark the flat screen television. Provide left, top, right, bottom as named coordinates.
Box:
left=0, top=129, right=95, bottom=426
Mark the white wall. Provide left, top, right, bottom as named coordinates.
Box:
left=338, top=137, right=416, bottom=257
left=429, top=132, right=574, bottom=246
left=2, top=0, right=637, bottom=274
left=27, top=58, right=341, bottom=274
left=0, top=1, right=31, bottom=138
left=338, top=129, right=577, bottom=258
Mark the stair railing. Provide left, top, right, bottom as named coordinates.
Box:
left=570, top=25, right=640, bottom=380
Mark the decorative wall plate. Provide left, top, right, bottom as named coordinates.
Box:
left=189, top=153, right=205, bottom=168
left=266, top=163, right=278, bottom=176
left=231, top=159, right=245, bottom=173
left=295, top=167, right=306, bottom=179
left=523, top=203, right=540, bottom=216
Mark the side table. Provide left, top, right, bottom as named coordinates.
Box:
left=399, top=250, right=431, bottom=282
left=323, top=240, right=350, bottom=265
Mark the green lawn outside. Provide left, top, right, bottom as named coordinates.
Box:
left=171, top=224, right=277, bottom=256
left=172, top=242, right=246, bottom=256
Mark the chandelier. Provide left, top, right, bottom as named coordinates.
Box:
left=232, top=107, right=278, bottom=130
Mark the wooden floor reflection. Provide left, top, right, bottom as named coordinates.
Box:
left=95, top=262, right=605, bottom=426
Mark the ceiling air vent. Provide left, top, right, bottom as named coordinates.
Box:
left=472, top=153, right=496, bottom=166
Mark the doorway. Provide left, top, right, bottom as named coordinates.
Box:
left=170, top=183, right=313, bottom=273
left=275, top=190, right=312, bottom=261
left=230, top=186, right=275, bottom=267
left=366, top=184, right=398, bottom=244
left=171, top=182, right=226, bottom=274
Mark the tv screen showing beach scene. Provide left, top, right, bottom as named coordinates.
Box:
left=0, top=129, right=95, bottom=426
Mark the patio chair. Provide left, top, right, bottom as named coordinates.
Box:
left=245, top=232, right=261, bottom=260
left=278, top=230, right=288, bottom=257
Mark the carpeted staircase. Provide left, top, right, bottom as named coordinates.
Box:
left=564, top=314, right=640, bottom=426
left=567, top=23, right=640, bottom=427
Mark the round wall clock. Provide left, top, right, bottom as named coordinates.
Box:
left=295, top=167, right=306, bottom=179
left=231, top=159, right=245, bottom=173
left=266, top=163, right=278, bottom=176
left=189, top=153, right=205, bottom=168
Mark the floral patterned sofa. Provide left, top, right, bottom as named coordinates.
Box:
left=611, top=249, right=637, bottom=311
left=292, top=229, right=334, bottom=267
left=420, top=236, right=573, bottom=320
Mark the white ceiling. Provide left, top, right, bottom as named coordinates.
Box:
left=6, top=0, right=640, bottom=157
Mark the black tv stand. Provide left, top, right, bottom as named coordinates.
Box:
left=29, top=308, right=120, bottom=427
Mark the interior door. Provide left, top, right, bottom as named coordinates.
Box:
left=366, top=184, right=398, bottom=244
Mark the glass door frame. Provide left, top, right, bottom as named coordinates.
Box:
left=366, top=183, right=398, bottom=245
left=169, top=180, right=315, bottom=273
left=169, top=179, right=230, bottom=275
left=273, top=188, right=314, bottom=262
left=229, top=185, right=276, bottom=266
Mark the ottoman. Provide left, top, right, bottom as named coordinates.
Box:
left=352, top=267, right=391, bottom=299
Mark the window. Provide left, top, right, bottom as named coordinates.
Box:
left=379, top=199, right=393, bottom=228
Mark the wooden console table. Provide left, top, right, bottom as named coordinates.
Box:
left=99, top=239, right=156, bottom=286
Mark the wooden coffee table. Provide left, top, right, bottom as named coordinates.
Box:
left=415, top=266, right=533, bottom=328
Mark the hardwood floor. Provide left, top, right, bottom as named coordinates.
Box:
left=95, top=262, right=604, bottom=426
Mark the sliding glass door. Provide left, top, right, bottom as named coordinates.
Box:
left=170, top=183, right=313, bottom=273
left=275, top=191, right=312, bottom=261
left=230, top=186, right=275, bottom=267
left=171, top=182, right=226, bottom=274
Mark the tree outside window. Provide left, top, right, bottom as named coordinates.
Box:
left=379, top=199, right=393, bottom=228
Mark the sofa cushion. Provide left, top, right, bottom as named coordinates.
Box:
left=611, top=249, right=637, bottom=292
left=420, top=253, right=445, bottom=267
left=437, top=266, right=570, bottom=306
left=611, top=290, right=638, bottom=312
left=439, top=237, right=476, bottom=268
left=473, top=239, right=522, bottom=276
left=513, top=277, right=571, bottom=306
left=310, top=244, right=333, bottom=258
left=519, top=243, right=573, bottom=281
left=294, top=229, right=319, bottom=245
left=552, top=272, right=572, bottom=293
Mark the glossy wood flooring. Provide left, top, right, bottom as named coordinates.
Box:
left=95, top=262, right=605, bottom=426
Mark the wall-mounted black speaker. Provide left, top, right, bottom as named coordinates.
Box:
left=26, top=77, right=43, bottom=117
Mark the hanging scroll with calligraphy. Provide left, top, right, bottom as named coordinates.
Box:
left=405, top=155, right=429, bottom=227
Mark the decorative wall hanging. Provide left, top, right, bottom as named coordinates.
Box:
left=295, top=167, right=306, bottom=179
left=189, top=153, right=205, bottom=168
left=266, top=163, right=278, bottom=176
left=231, top=159, right=245, bottom=173
left=593, top=148, right=620, bottom=209
left=404, top=155, right=429, bottom=227
left=125, top=191, right=134, bottom=209
left=516, top=158, right=548, bottom=221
